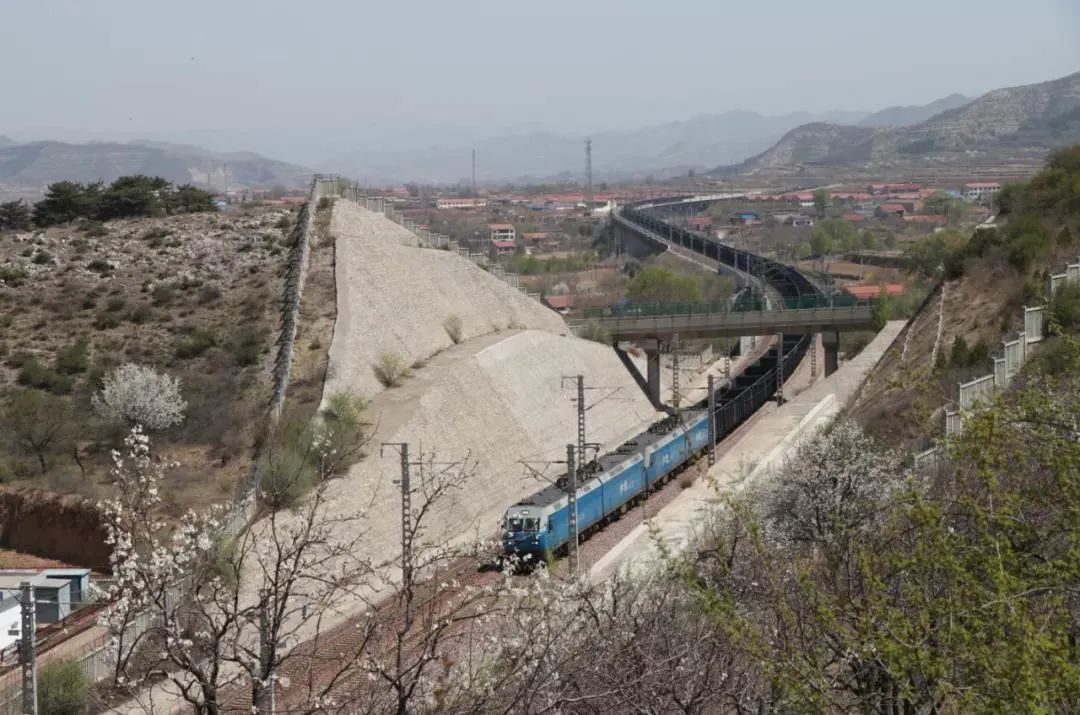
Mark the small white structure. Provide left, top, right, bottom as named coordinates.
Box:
left=488, top=223, right=516, bottom=242
left=961, top=182, right=1000, bottom=203
left=436, top=197, right=488, bottom=210
left=0, top=599, right=20, bottom=650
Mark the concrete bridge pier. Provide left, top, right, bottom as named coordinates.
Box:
left=647, top=348, right=662, bottom=407
left=822, top=331, right=840, bottom=376
left=613, top=340, right=675, bottom=415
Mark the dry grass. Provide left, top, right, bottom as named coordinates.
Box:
left=0, top=206, right=299, bottom=514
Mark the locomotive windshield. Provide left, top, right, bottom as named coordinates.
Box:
left=506, top=517, right=540, bottom=533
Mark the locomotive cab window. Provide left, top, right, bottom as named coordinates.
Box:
left=506, top=517, right=539, bottom=532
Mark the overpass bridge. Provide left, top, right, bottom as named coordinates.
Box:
left=600, top=201, right=881, bottom=409
left=578, top=301, right=876, bottom=342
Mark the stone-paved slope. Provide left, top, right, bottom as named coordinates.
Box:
left=324, top=200, right=568, bottom=402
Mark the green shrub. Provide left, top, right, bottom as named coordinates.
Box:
left=54, top=339, right=89, bottom=374
left=373, top=352, right=410, bottom=387
left=259, top=414, right=318, bottom=510
left=151, top=284, right=175, bottom=307
left=128, top=304, right=154, bottom=324
left=82, top=221, right=109, bottom=237
left=87, top=258, right=112, bottom=274
left=1048, top=282, right=1080, bottom=334
left=579, top=321, right=612, bottom=345
left=38, top=658, right=89, bottom=715
left=32, top=250, right=52, bottom=265
left=175, top=327, right=217, bottom=359
left=105, top=296, right=126, bottom=312
left=319, top=392, right=368, bottom=477
left=17, top=357, right=74, bottom=393
left=443, top=314, right=464, bottom=344
left=196, top=285, right=222, bottom=305
left=0, top=264, right=28, bottom=286
left=141, top=227, right=171, bottom=243
left=317, top=196, right=333, bottom=210
left=93, top=311, right=120, bottom=330
left=232, top=328, right=265, bottom=366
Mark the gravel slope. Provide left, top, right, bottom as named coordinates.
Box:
left=325, top=201, right=567, bottom=402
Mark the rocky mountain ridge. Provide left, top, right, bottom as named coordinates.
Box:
left=733, top=71, right=1080, bottom=176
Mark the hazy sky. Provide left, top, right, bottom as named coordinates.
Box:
left=3, top=0, right=1078, bottom=164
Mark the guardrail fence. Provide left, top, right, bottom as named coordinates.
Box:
left=917, top=256, right=1079, bottom=468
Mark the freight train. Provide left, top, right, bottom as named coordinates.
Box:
left=501, top=203, right=821, bottom=563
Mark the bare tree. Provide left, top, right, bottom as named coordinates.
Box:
left=3, top=388, right=72, bottom=473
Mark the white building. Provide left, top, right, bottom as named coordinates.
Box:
left=961, top=182, right=1001, bottom=203
left=436, top=197, right=489, bottom=210
left=488, top=223, right=516, bottom=242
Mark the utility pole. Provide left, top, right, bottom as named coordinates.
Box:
left=584, top=139, right=593, bottom=210
left=471, top=150, right=476, bottom=197
left=707, top=374, right=717, bottom=467
left=776, top=333, right=785, bottom=405
left=671, top=334, right=681, bottom=412
left=811, top=333, right=818, bottom=378
left=565, top=443, right=578, bottom=577
left=382, top=443, right=413, bottom=586
left=253, top=589, right=275, bottom=714
left=20, top=581, right=37, bottom=715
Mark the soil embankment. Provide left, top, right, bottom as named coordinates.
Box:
left=0, top=487, right=109, bottom=570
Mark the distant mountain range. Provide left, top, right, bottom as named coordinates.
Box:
left=322, top=93, right=996, bottom=183
left=5, top=74, right=1072, bottom=194
left=858, top=93, right=971, bottom=127
left=0, top=139, right=313, bottom=200
left=733, top=71, right=1080, bottom=176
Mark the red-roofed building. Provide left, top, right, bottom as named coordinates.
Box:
left=841, top=212, right=868, bottom=223
left=845, top=284, right=906, bottom=300
left=869, top=182, right=921, bottom=195
left=832, top=191, right=874, bottom=202
left=877, top=203, right=906, bottom=218
left=489, top=238, right=516, bottom=261
left=687, top=215, right=713, bottom=230
left=542, top=294, right=575, bottom=315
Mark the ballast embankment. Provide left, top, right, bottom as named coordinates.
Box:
left=324, top=201, right=568, bottom=401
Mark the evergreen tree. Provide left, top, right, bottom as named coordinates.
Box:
left=0, top=199, right=31, bottom=230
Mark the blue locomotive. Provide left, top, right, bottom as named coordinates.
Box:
left=502, top=411, right=710, bottom=562
left=502, top=199, right=822, bottom=563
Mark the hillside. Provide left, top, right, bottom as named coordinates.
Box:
left=0, top=205, right=298, bottom=514
left=852, top=145, right=1080, bottom=447
left=0, top=139, right=312, bottom=200
left=735, top=71, right=1080, bottom=175
left=858, top=93, right=972, bottom=127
